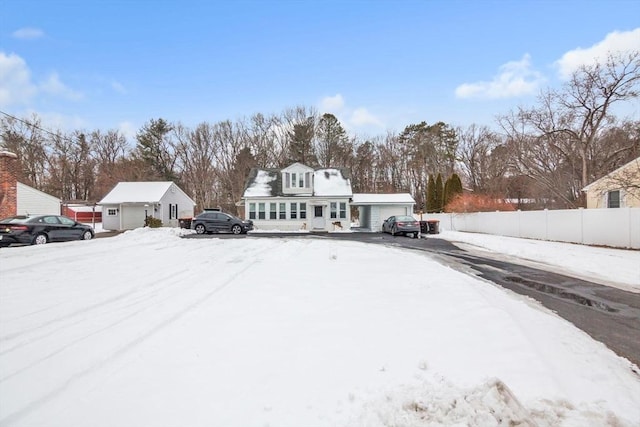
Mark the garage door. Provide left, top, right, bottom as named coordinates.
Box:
left=122, top=206, right=147, bottom=230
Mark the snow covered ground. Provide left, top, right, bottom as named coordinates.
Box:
left=434, top=230, right=640, bottom=292
left=1, top=228, right=639, bottom=426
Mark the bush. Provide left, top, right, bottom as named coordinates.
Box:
left=445, top=194, right=516, bottom=213
left=144, top=217, right=163, bottom=228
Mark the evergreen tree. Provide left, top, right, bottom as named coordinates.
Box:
left=443, top=173, right=464, bottom=209
left=426, top=174, right=436, bottom=213
left=288, top=116, right=317, bottom=166
left=435, top=173, right=444, bottom=212
left=134, top=118, right=177, bottom=181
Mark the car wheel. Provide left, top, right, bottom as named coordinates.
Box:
left=391, top=226, right=396, bottom=236
left=231, top=224, right=242, bottom=235
left=82, top=230, right=93, bottom=240
left=33, top=233, right=48, bottom=245
left=195, top=224, right=206, bottom=234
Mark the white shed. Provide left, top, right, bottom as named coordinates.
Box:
left=352, top=193, right=416, bottom=232
left=98, top=182, right=196, bottom=231
left=17, top=182, right=61, bottom=215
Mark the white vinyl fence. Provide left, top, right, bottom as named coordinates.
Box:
left=421, top=207, right=640, bottom=249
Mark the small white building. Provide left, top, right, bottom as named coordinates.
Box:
left=17, top=182, right=61, bottom=216
left=351, top=193, right=416, bottom=232
left=98, top=182, right=195, bottom=231
left=242, top=162, right=352, bottom=232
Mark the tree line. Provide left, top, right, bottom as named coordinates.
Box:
left=1, top=51, right=638, bottom=215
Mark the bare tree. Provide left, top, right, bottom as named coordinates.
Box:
left=456, top=124, right=509, bottom=194
left=0, top=113, right=48, bottom=187
left=499, top=51, right=640, bottom=207
left=90, top=129, right=129, bottom=198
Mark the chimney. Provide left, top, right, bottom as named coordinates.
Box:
left=0, top=151, right=18, bottom=218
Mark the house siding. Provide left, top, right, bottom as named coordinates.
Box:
left=17, top=182, right=61, bottom=215
left=584, top=157, right=640, bottom=208
left=244, top=197, right=351, bottom=231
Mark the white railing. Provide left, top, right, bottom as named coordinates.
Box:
left=420, top=207, right=640, bottom=249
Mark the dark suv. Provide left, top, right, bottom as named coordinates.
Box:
left=190, top=211, right=253, bottom=235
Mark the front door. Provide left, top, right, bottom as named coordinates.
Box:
left=312, top=205, right=324, bottom=229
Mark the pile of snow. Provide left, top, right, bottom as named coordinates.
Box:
left=1, top=228, right=639, bottom=426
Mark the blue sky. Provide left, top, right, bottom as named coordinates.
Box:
left=1, top=0, right=639, bottom=141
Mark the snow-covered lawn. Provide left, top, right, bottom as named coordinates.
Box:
left=1, top=228, right=639, bottom=426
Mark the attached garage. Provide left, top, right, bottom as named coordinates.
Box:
left=352, top=193, right=416, bottom=232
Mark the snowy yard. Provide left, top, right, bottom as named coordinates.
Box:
left=1, top=228, right=639, bottom=426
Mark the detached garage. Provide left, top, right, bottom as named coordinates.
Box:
left=352, top=193, right=416, bottom=232
left=99, top=182, right=195, bottom=231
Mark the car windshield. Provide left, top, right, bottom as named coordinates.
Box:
left=396, top=216, right=415, bottom=222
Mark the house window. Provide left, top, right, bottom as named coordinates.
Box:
left=291, top=202, right=297, bottom=219
left=270, top=203, right=277, bottom=219
left=249, top=203, right=256, bottom=220
left=107, top=208, right=118, bottom=216
left=285, top=173, right=290, bottom=188
left=608, top=190, right=621, bottom=208
left=169, top=204, right=178, bottom=219
left=339, top=202, right=346, bottom=219
left=291, top=173, right=297, bottom=188
left=330, top=202, right=337, bottom=219
left=300, top=203, right=307, bottom=219
left=299, top=174, right=304, bottom=187
left=279, top=203, right=286, bottom=219
left=258, top=203, right=266, bottom=219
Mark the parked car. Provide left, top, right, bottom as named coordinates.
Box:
left=382, top=215, right=420, bottom=238
left=190, top=211, right=253, bottom=235
left=0, top=214, right=95, bottom=247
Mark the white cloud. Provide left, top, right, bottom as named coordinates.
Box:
left=11, top=27, right=44, bottom=40
left=118, top=121, right=137, bottom=142
left=350, top=107, right=384, bottom=128
left=0, top=52, right=37, bottom=107
left=35, top=110, right=87, bottom=131
left=111, top=80, right=127, bottom=94
left=555, top=28, right=640, bottom=79
left=40, top=73, right=84, bottom=100
left=320, top=94, right=345, bottom=112
left=455, top=54, right=545, bottom=99
left=317, top=94, right=386, bottom=134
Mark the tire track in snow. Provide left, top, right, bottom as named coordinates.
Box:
left=0, top=238, right=287, bottom=426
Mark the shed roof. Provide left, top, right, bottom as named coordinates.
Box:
left=98, top=182, right=193, bottom=204
left=352, top=193, right=415, bottom=205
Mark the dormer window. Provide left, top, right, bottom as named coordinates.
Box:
left=282, top=163, right=314, bottom=192
left=284, top=171, right=312, bottom=190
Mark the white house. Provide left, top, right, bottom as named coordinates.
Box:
left=351, top=193, right=416, bottom=232
left=242, top=163, right=352, bottom=232
left=17, top=182, right=62, bottom=216
left=99, top=182, right=196, bottom=231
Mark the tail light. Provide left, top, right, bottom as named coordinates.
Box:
left=9, top=225, right=28, bottom=231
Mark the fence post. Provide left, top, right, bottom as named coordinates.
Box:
left=579, top=207, right=584, bottom=244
